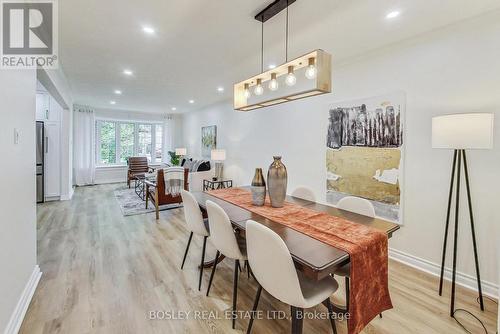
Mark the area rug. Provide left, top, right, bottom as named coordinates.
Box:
left=114, top=186, right=182, bottom=216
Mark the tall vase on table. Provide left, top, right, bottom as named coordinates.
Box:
left=267, top=156, right=287, bottom=208
left=251, top=168, right=266, bottom=206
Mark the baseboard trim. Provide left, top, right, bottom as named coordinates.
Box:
left=389, top=248, right=498, bottom=299
left=3, top=265, right=42, bottom=334
left=94, top=179, right=125, bottom=185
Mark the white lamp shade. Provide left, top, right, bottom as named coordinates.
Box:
left=211, top=149, right=226, bottom=161
left=432, top=113, right=494, bottom=149
left=175, top=148, right=187, bottom=156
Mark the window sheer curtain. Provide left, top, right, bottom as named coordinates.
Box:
left=73, top=105, right=95, bottom=185
left=162, top=115, right=175, bottom=164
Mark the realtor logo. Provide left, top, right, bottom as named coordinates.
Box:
left=1, top=0, right=58, bottom=68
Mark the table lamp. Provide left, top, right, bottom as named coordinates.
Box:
left=211, top=149, right=226, bottom=180
left=432, top=113, right=494, bottom=317
left=175, top=148, right=187, bottom=165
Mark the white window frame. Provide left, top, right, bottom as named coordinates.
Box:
left=95, top=119, right=163, bottom=167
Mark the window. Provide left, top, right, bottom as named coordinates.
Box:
left=98, top=121, right=116, bottom=164
left=155, top=125, right=163, bottom=162
left=137, top=124, right=152, bottom=161
left=119, top=123, right=135, bottom=163
left=95, top=120, right=164, bottom=166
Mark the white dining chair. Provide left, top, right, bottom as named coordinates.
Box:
left=205, top=200, right=248, bottom=329
left=180, top=190, right=210, bottom=291
left=291, top=186, right=316, bottom=202
left=337, top=196, right=375, bottom=217
left=246, top=220, right=339, bottom=334
left=336, top=196, right=382, bottom=318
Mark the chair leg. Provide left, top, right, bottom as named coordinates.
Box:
left=181, top=232, right=193, bottom=270
left=379, top=313, right=383, bottom=318
left=232, top=259, right=239, bottom=329
left=324, top=298, right=338, bottom=334
left=345, top=277, right=350, bottom=310
left=291, top=306, right=304, bottom=334
left=206, top=250, right=220, bottom=296
left=145, top=191, right=149, bottom=209
left=154, top=191, right=159, bottom=220
left=198, top=236, right=207, bottom=291
left=245, top=260, right=250, bottom=279
left=246, top=285, right=262, bottom=334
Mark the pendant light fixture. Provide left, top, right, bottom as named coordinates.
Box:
left=285, top=65, right=297, bottom=86
left=305, top=57, right=317, bottom=79
left=244, top=83, right=251, bottom=98
left=269, top=73, right=279, bottom=90
left=234, top=0, right=331, bottom=111
left=254, top=79, right=264, bottom=95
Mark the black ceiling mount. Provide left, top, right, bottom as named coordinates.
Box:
left=255, top=0, right=297, bottom=22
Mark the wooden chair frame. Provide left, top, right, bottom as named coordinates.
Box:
left=146, top=168, right=189, bottom=219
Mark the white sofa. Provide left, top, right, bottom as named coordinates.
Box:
left=188, top=169, right=215, bottom=192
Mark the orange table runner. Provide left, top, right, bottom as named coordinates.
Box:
left=208, top=187, right=393, bottom=334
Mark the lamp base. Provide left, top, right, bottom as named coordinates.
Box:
left=438, top=149, right=484, bottom=316
left=214, top=162, right=224, bottom=181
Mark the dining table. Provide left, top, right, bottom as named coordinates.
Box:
left=191, top=188, right=400, bottom=315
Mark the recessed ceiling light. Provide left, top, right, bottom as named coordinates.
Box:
left=188, top=100, right=195, bottom=104
left=171, top=107, right=177, bottom=111
left=114, top=90, right=122, bottom=95
left=123, top=69, right=133, bottom=76
left=110, top=101, right=116, bottom=105
left=268, top=64, right=276, bottom=69
left=386, top=11, right=400, bottom=19
left=217, top=86, right=224, bottom=92
left=142, top=26, right=155, bottom=34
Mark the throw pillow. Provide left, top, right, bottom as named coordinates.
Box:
left=191, top=160, right=202, bottom=172
left=197, top=161, right=211, bottom=172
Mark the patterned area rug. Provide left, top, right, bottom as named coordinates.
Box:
left=114, top=186, right=182, bottom=216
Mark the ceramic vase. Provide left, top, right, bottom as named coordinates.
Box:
left=251, top=168, right=266, bottom=206
left=267, top=156, right=287, bottom=208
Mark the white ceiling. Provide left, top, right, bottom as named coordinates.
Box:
left=60, top=0, right=500, bottom=114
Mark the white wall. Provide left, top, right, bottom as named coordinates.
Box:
left=0, top=70, right=38, bottom=331
left=92, top=108, right=183, bottom=184
left=182, top=12, right=500, bottom=292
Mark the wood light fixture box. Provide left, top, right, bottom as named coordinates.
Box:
left=234, top=49, right=332, bottom=111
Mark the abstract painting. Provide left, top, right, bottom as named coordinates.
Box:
left=326, top=93, right=405, bottom=223
left=201, top=125, right=217, bottom=158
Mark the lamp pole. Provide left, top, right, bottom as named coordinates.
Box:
left=438, top=149, right=484, bottom=316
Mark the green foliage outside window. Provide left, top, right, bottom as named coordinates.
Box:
left=99, top=121, right=116, bottom=164
left=120, top=123, right=135, bottom=163
left=96, top=120, right=163, bottom=165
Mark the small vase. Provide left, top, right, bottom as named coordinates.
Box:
left=251, top=168, right=266, bottom=206
left=267, top=156, right=287, bottom=208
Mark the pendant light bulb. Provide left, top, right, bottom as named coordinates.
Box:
left=305, top=57, right=317, bottom=80
left=269, top=73, right=279, bottom=91
left=244, top=83, right=251, bottom=99
left=285, top=66, right=297, bottom=86
left=254, top=78, right=264, bottom=95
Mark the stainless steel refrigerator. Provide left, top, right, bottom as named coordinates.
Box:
left=36, top=121, right=45, bottom=203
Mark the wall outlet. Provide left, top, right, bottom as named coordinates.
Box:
left=14, top=128, right=19, bottom=144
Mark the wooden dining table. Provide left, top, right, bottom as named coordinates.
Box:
left=192, top=190, right=400, bottom=284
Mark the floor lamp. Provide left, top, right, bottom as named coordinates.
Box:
left=432, top=113, right=494, bottom=317
left=211, top=149, right=226, bottom=180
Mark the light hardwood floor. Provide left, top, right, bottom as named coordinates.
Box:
left=20, top=184, right=497, bottom=333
